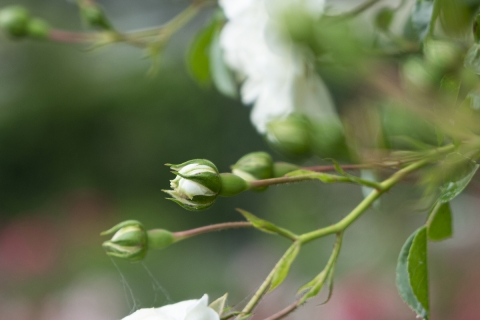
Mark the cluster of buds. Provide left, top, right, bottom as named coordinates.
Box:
left=101, top=220, right=176, bottom=261
left=102, top=152, right=301, bottom=261
left=163, top=154, right=302, bottom=210
left=265, top=114, right=348, bottom=160
left=0, top=6, right=50, bottom=39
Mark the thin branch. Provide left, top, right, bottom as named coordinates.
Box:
left=239, top=242, right=300, bottom=317
left=263, top=300, right=300, bottom=320
left=263, top=233, right=344, bottom=320
left=332, top=0, right=383, bottom=21
left=173, top=221, right=252, bottom=240
left=302, top=163, right=399, bottom=172
left=299, top=145, right=455, bottom=245
left=48, top=29, right=97, bottom=43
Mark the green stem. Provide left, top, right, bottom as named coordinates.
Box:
left=262, top=233, right=343, bottom=320
left=248, top=174, right=350, bottom=189
left=125, top=1, right=212, bottom=43
left=428, top=0, right=440, bottom=37
left=299, top=155, right=445, bottom=244
left=47, top=1, right=210, bottom=47
left=298, top=232, right=343, bottom=305
left=240, top=242, right=300, bottom=317
left=302, top=162, right=401, bottom=172
left=248, top=173, right=384, bottom=190
left=237, top=145, right=455, bottom=318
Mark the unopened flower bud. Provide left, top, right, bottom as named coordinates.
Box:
left=164, top=159, right=221, bottom=211
left=423, top=40, right=462, bottom=71
left=310, top=118, right=349, bottom=160
left=401, top=57, right=437, bottom=91
left=374, top=7, right=394, bottom=32
left=266, top=116, right=312, bottom=158
left=231, top=152, right=273, bottom=191
left=232, top=152, right=273, bottom=181
left=0, top=6, right=30, bottom=38
left=80, top=4, right=112, bottom=30
left=101, top=220, right=148, bottom=262
left=272, top=162, right=300, bottom=177
left=27, top=18, right=50, bottom=39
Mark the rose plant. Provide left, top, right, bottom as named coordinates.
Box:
left=3, top=0, right=480, bottom=319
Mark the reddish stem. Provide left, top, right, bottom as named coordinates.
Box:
left=48, top=29, right=96, bottom=44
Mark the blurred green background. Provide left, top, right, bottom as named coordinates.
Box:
left=1, top=1, right=480, bottom=320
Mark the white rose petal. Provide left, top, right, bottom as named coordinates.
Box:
left=178, top=179, right=215, bottom=198
left=122, top=295, right=219, bottom=320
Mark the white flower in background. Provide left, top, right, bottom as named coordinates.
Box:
left=122, top=295, right=219, bottom=320
left=219, top=0, right=338, bottom=134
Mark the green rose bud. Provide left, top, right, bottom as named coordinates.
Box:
left=101, top=220, right=148, bottom=262
left=27, top=18, right=50, bottom=39
left=401, top=57, right=438, bottom=91
left=102, top=220, right=177, bottom=261
left=272, top=162, right=300, bottom=177
left=310, top=117, right=349, bottom=161
left=0, top=6, right=30, bottom=38
left=375, top=7, right=394, bottom=32
left=79, top=4, right=112, bottom=30
left=231, top=151, right=274, bottom=191
left=423, top=40, right=462, bottom=71
left=164, top=159, right=221, bottom=211
left=265, top=115, right=312, bottom=158
left=232, top=151, right=273, bottom=180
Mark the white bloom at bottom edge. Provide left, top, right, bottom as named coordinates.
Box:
left=122, top=295, right=219, bottom=320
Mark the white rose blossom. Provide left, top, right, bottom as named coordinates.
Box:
left=219, top=0, right=338, bottom=134
left=122, top=295, right=219, bottom=320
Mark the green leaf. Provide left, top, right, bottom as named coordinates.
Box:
left=209, top=26, right=238, bottom=98
left=297, top=270, right=327, bottom=295
left=321, top=268, right=335, bottom=305
left=237, top=209, right=275, bottom=234
left=404, top=0, right=436, bottom=41
left=463, top=89, right=480, bottom=112
left=439, top=153, right=479, bottom=203
left=236, top=209, right=296, bottom=240
left=186, top=20, right=216, bottom=85
left=438, top=0, right=480, bottom=36
left=464, top=44, right=480, bottom=75
left=209, top=293, right=228, bottom=316
left=269, top=242, right=301, bottom=292
left=396, top=227, right=429, bottom=320
left=375, top=7, right=395, bottom=32
left=427, top=202, right=452, bottom=241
